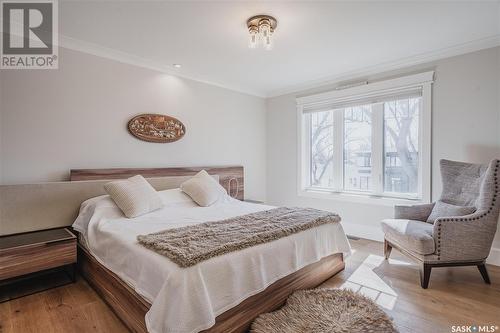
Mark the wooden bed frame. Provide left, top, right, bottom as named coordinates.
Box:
left=70, top=166, right=244, bottom=200
left=71, top=166, right=345, bottom=333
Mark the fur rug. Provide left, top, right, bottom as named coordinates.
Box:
left=251, top=288, right=398, bottom=333
left=137, top=207, right=340, bottom=267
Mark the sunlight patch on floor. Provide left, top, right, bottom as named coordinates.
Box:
left=341, top=254, right=410, bottom=310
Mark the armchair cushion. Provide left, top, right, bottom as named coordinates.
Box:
left=394, top=203, right=435, bottom=221
left=381, top=219, right=435, bottom=255
left=426, top=200, right=476, bottom=223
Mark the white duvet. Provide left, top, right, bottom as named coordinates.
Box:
left=72, top=189, right=351, bottom=333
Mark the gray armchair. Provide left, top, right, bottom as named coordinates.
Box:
left=381, top=159, right=500, bottom=288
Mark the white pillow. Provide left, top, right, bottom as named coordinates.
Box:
left=104, top=175, right=163, bottom=218
left=180, top=170, right=227, bottom=206
left=72, top=194, right=112, bottom=236
left=158, top=188, right=197, bottom=207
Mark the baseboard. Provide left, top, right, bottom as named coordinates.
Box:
left=486, top=247, right=500, bottom=266
left=341, top=222, right=384, bottom=243
left=342, top=221, right=500, bottom=267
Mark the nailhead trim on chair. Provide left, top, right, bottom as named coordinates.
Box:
left=435, top=160, right=499, bottom=261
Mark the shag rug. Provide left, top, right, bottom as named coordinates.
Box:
left=251, top=288, right=399, bottom=333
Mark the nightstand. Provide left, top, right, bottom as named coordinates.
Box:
left=244, top=199, right=265, bottom=204
left=0, top=228, right=77, bottom=301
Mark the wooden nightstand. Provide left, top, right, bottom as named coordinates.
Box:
left=244, top=199, right=265, bottom=204
left=0, top=228, right=77, bottom=300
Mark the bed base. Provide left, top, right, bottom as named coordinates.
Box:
left=77, top=245, right=344, bottom=333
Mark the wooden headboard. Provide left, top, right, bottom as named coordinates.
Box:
left=70, top=166, right=244, bottom=200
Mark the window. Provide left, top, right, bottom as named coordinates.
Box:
left=383, top=98, right=420, bottom=196
left=344, top=105, right=372, bottom=192
left=298, top=72, right=433, bottom=203
left=310, top=111, right=334, bottom=187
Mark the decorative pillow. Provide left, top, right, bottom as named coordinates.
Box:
left=180, top=170, right=227, bottom=207
left=158, top=188, right=196, bottom=207
left=104, top=175, right=163, bottom=218
left=426, top=200, right=476, bottom=223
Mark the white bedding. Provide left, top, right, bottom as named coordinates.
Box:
left=73, top=189, right=351, bottom=333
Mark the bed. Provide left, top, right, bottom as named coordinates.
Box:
left=70, top=166, right=351, bottom=333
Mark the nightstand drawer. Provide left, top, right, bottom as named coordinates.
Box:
left=0, top=238, right=76, bottom=280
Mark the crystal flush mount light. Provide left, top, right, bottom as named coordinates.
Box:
left=247, top=15, right=278, bottom=50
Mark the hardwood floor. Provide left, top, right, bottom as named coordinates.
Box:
left=1, top=238, right=499, bottom=333
left=0, top=274, right=128, bottom=333
left=321, top=238, right=500, bottom=333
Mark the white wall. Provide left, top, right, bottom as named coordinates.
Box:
left=1, top=45, right=500, bottom=263
left=0, top=70, right=3, bottom=184
left=0, top=48, right=267, bottom=201
left=266, top=46, right=500, bottom=264
left=495, top=45, right=500, bottom=256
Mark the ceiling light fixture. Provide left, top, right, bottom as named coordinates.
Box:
left=173, top=64, right=182, bottom=68
left=246, top=15, right=277, bottom=50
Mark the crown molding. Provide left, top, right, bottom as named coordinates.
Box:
left=58, top=34, right=267, bottom=98
left=58, top=33, right=500, bottom=100
left=267, top=35, right=500, bottom=98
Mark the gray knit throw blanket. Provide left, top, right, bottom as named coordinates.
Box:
left=137, top=207, right=341, bottom=268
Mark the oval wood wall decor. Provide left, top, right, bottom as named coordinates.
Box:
left=128, top=114, right=186, bottom=143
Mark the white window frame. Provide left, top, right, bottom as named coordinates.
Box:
left=297, top=71, right=434, bottom=206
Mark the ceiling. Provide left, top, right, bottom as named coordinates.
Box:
left=59, top=1, right=500, bottom=97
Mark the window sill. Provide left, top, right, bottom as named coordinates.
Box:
left=298, top=188, right=426, bottom=207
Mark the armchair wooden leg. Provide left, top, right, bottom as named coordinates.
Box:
left=384, top=239, right=392, bottom=260
left=477, top=263, right=491, bottom=284
left=420, top=264, right=432, bottom=289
